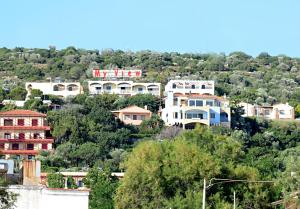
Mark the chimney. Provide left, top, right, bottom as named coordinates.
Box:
left=144, top=105, right=148, bottom=110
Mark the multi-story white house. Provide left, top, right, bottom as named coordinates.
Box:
left=88, top=81, right=161, bottom=97
left=161, top=80, right=230, bottom=129
left=25, top=82, right=83, bottom=99
left=239, top=102, right=295, bottom=120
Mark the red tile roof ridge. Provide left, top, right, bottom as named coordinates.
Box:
left=0, top=109, right=46, bottom=117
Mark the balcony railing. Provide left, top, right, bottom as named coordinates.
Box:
left=0, top=138, right=54, bottom=143
left=0, top=150, right=40, bottom=155
left=0, top=126, right=50, bottom=130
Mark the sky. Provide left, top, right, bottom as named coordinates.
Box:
left=1, top=0, right=300, bottom=57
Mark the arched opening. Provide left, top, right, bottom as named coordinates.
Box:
left=118, top=83, right=131, bottom=94
left=53, top=84, right=65, bottom=91
left=220, top=112, right=229, bottom=122
left=132, top=85, right=146, bottom=94
left=90, top=82, right=102, bottom=93
left=67, top=84, right=79, bottom=91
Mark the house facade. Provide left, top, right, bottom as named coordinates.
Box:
left=239, top=102, right=295, bottom=120
left=161, top=80, right=230, bottom=129
left=0, top=110, right=54, bottom=159
left=112, top=105, right=152, bottom=125
left=25, top=82, right=83, bottom=99
left=88, top=81, right=161, bottom=97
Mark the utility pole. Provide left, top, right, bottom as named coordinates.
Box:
left=233, top=191, right=236, bottom=209
left=202, top=178, right=206, bottom=209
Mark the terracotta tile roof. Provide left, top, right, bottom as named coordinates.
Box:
left=112, top=105, right=152, bottom=114
left=0, top=110, right=46, bottom=117
left=173, top=93, right=227, bottom=100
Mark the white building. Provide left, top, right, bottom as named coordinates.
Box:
left=88, top=80, right=161, bottom=97
left=239, top=102, right=295, bottom=120
left=25, top=82, right=83, bottom=99
left=161, top=80, right=230, bottom=129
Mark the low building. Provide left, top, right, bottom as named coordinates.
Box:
left=8, top=185, right=89, bottom=209
left=2, top=100, right=26, bottom=107
left=0, top=110, right=54, bottom=159
left=239, top=102, right=295, bottom=120
left=161, top=80, right=231, bottom=129
left=25, top=82, right=83, bottom=99
left=164, top=80, right=215, bottom=95
left=112, top=105, right=152, bottom=125
left=88, top=80, right=161, bottom=97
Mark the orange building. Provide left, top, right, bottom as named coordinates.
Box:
left=112, top=105, right=152, bottom=125
left=0, top=110, right=54, bottom=159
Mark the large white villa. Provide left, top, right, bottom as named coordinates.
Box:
left=161, top=80, right=231, bottom=129
left=25, top=82, right=83, bottom=99
left=88, top=80, right=161, bottom=97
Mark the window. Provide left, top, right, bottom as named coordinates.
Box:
left=106, top=86, right=112, bottom=90
left=28, top=155, right=34, bottom=160
left=138, top=87, right=143, bottom=92
left=27, top=144, right=34, bottom=150
left=173, top=98, right=178, bottom=106
left=121, top=87, right=126, bottom=90
left=172, top=83, right=176, bottom=89
left=4, top=119, right=13, bottom=126
left=17, top=119, right=24, bottom=126
left=12, top=144, right=19, bottom=150
left=196, top=100, right=203, bottom=106
left=124, top=115, right=131, bottom=120
left=206, top=101, right=213, bottom=106
left=95, top=87, right=101, bottom=90
left=32, top=119, right=38, bottom=126
left=78, top=180, right=83, bottom=187
left=191, top=84, right=195, bottom=89
left=132, top=115, right=137, bottom=120
left=53, top=85, right=59, bottom=91
left=210, top=113, right=216, bottom=118
left=141, top=115, right=145, bottom=120
left=33, top=133, right=40, bottom=139
left=4, top=133, right=11, bottom=139
left=42, top=144, right=48, bottom=150
left=279, top=110, right=285, bottom=115
left=265, top=110, right=270, bottom=115
left=18, top=133, right=25, bottom=140
left=174, top=112, right=178, bottom=119
left=0, top=144, right=4, bottom=149
left=189, top=100, right=195, bottom=106
left=201, top=85, right=206, bottom=89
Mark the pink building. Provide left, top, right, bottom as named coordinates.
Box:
left=112, top=105, right=152, bottom=125
left=0, top=110, right=54, bottom=159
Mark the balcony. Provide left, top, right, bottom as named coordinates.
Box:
left=0, top=138, right=54, bottom=143
left=0, top=149, right=39, bottom=155
left=0, top=126, right=50, bottom=130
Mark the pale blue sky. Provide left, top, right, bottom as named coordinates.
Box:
left=1, top=0, right=299, bottom=56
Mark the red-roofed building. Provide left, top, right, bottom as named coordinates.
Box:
left=112, top=105, right=152, bottom=125
left=0, top=109, right=54, bottom=159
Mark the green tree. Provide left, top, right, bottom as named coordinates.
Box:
left=0, top=177, right=17, bottom=209
left=29, top=89, right=43, bottom=99
left=47, top=173, right=65, bottom=188
left=8, top=87, right=27, bottom=100
left=84, top=168, right=118, bottom=209
left=115, top=139, right=219, bottom=209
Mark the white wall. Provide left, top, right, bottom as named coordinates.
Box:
left=8, top=185, right=89, bottom=209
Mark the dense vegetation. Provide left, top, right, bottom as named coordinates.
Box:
left=0, top=47, right=299, bottom=208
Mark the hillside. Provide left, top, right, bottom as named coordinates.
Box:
left=0, top=47, right=299, bottom=108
